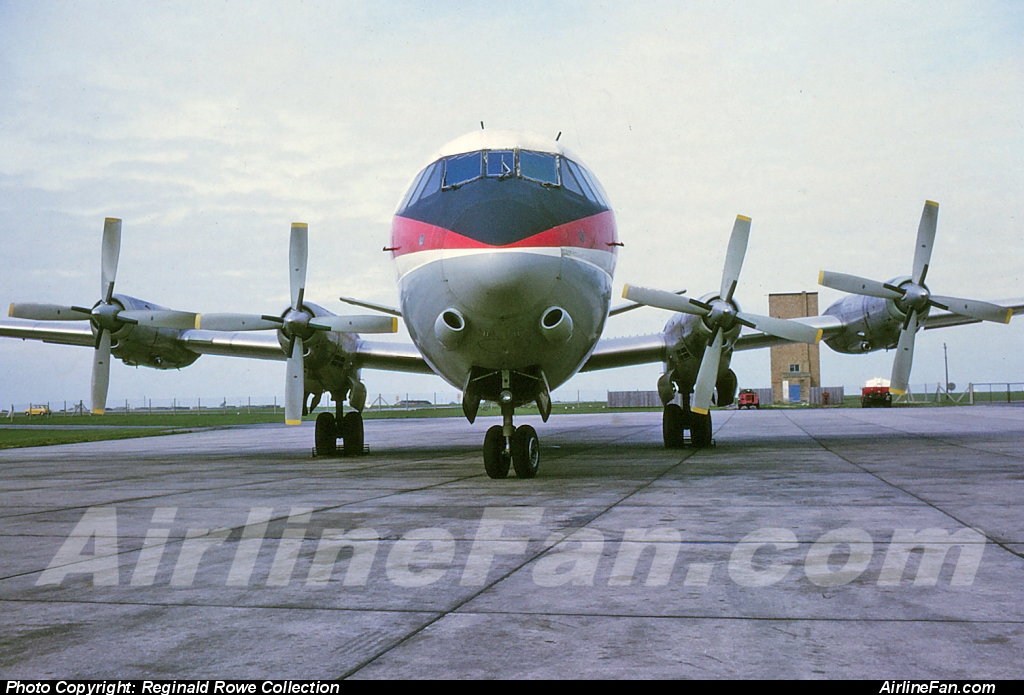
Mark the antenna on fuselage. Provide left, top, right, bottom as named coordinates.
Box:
left=480, top=121, right=485, bottom=130
left=556, top=132, right=562, bottom=141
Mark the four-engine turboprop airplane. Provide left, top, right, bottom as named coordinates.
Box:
left=2, top=129, right=1023, bottom=478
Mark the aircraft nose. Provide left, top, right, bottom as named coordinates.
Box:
left=442, top=250, right=561, bottom=319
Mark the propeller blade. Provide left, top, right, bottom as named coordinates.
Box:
left=928, top=295, right=1013, bottom=324
left=912, top=201, right=938, bottom=285
left=890, top=311, right=919, bottom=395
left=692, top=328, right=724, bottom=415
left=195, top=313, right=282, bottom=331
left=290, top=223, right=308, bottom=310
left=8, top=303, right=89, bottom=321
left=91, top=330, right=112, bottom=414
left=818, top=271, right=904, bottom=300
left=101, top=218, right=122, bottom=298
left=285, top=336, right=304, bottom=425
left=737, top=312, right=822, bottom=344
left=309, top=315, right=399, bottom=333
left=720, top=215, right=751, bottom=301
left=622, top=285, right=709, bottom=316
left=119, top=309, right=199, bottom=330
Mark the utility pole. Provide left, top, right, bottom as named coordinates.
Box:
left=943, top=343, right=950, bottom=402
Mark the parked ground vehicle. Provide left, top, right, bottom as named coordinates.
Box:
left=738, top=390, right=760, bottom=409
left=861, top=386, right=892, bottom=408
left=24, top=404, right=51, bottom=416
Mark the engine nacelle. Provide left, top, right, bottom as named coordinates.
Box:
left=108, top=294, right=200, bottom=369
left=822, top=279, right=926, bottom=355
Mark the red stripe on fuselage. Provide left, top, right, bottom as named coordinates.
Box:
left=389, top=210, right=618, bottom=258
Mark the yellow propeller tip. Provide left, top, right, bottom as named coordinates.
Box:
left=889, top=389, right=906, bottom=396
left=92, top=409, right=105, bottom=415
left=621, top=284, right=630, bottom=298
left=815, top=329, right=823, bottom=344
left=292, top=222, right=308, bottom=228
left=7, top=303, right=13, bottom=317
left=817, top=270, right=825, bottom=285
left=285, top=419, right=302, bottom=426
left=104, top=217, right=121, bottom=223
left=691, top=407, right=709, bottom=415
left=391, top=317, right=399, bottom=332
left=736, top=214, right=751, bottom=222
left=1005, top=308, right=1013, bottom=324
left=194, top=315, right=203, bottom=330
left=925, top=200, right=939, bottom=208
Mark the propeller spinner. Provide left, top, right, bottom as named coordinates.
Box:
left=625, top=215, right=822, bottom=414
left=819, top=201, right=1011, bottom=394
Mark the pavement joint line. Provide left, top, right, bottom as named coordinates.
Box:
left=435, top=609, right=1024, bottom=624
left=781, top=410, right=1024, bottom=562
left=0, top=597, right=445, bottom=615
left=4, top=597, right=1023, bottom=625
left=337, top=421, right=697, bottom=679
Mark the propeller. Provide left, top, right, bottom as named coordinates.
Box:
left=624, top=215, right=822, bottom=415
left=196, top=223, right=399, bottom=425
left=819, top=201, right=1011, bottom=394
left=8, top=218, right=196, bottom=414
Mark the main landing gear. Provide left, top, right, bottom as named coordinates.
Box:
left=482, top=403, right=540, bottom=479
left=315, top=409, right=364, bottom=457
left=663, top=400, right=713, bottom=449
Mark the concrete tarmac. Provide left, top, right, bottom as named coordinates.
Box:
left=1, top=406, right=1022, bottom=679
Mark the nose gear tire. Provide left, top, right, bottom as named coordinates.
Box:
left=512, top=424, right=540, bottom=478
left=483, top=425, right=510, bottom=479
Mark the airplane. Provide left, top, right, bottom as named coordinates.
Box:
left=2, top=129, right=1022, bottom=479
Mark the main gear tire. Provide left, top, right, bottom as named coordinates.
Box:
left=663, top=404, right=685, bottom=449
left=315, top=412, right=337, bottom=457
left=341, top=411, right=364, bottom=456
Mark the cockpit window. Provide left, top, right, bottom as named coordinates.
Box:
left=443, top=152, right=483, bottom=188
left=486, top=150, right=515, bottom=178
left=560, top=160, right=586, bottom=198
left=399, top=149, right=609, bottom=216
left=563, top=159, right=599, bottom=204
left=418, top=161, right=443, bottom=201
left=519, top=151, right=558, bottom=185
left=574, top=162, right=609, bottom=207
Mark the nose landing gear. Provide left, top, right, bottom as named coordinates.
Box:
left=482, top=399, right=540, bottom=479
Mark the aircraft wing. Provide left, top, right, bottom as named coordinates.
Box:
left=580, top=333, right=669, bottom=372
left=179, top=331, right=434, bottom=373
left=177, top=329, right=286, bottom=361
left=0, top=319, right=96, bottom=347
left=353, top=339, right=434, bottom=374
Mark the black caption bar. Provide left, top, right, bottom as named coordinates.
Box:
left=4, top=683, right=345, bottom=694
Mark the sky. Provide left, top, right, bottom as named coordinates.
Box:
left=1, top=1, right=1022, bottom=409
